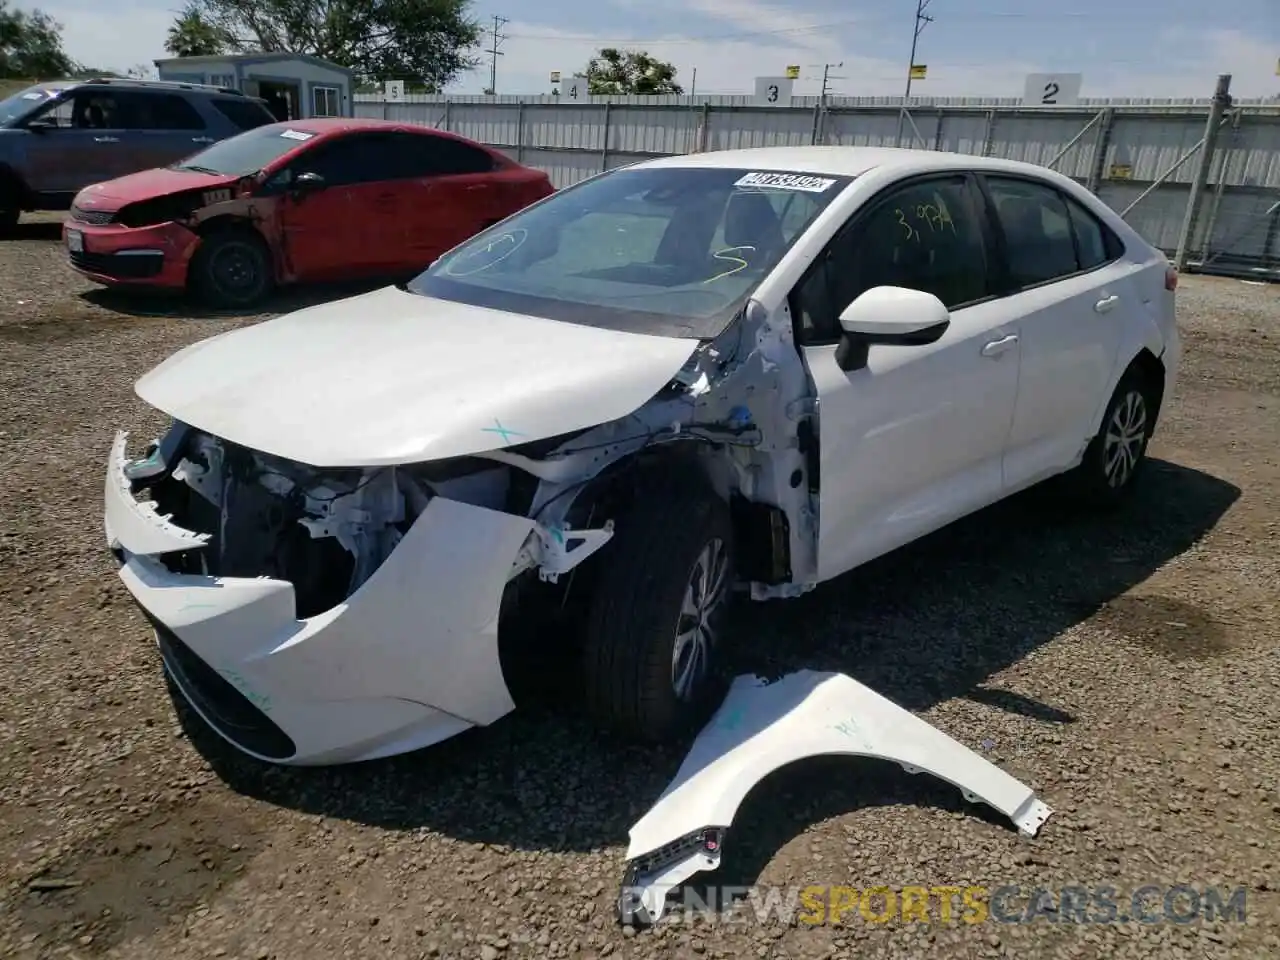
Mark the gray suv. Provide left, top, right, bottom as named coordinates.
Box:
left=0, top=77, right=277, bottom=231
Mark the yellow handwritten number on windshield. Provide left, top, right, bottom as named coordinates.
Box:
left=894, top=208, right=918, bottom=242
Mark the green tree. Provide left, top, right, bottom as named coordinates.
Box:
left=0, top=0, right=76, bottom=78
left=190, top=0, right=482, bottom=88
left=165, top=2, right=232, bottom=58
left=578, top=48, right=682, bottom=95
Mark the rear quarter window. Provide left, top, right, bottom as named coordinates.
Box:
left=210, top=98, right=276, bottom=131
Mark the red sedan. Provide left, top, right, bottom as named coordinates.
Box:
left=63, top=119, right=555, bottom=308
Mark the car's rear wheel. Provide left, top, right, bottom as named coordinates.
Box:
left=1066, top=366, right=1159, bottom=508
left=0, top=204, right=19, bottom=234
left=190, top=226, right=273, bottom=309
left=581, top=480, right=734, bottom=742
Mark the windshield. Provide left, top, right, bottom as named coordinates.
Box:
left=172, top=123, right=315, bottom=176
left=408, top=165, right=852, bottom=339
left=0, top=86, right=57, bottom=126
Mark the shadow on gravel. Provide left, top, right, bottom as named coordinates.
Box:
left=181, top=458, right=1239, bottom=864
left=79, top=278, right=391, bottom=321
left=1, top=221, right=63, bottom=242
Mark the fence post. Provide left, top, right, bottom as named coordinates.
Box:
left=516, top=101, right=525, bottom=163
left=601, top=101, right=612, bottom=173
left=1086, top=107, right=1115, bottom=193
left=933, top=107, right=945, bottom=151
left=980, top=109, right=996, bottom=157
left=696, top=100, right=710, bottom=153
left=443, top=98, right=452, bottom=132
left=810, top=101, right=822, bottom=145
left=1198, top=106, right=1241, bottom=264
left=1174, top=74, right=1232, bottom=271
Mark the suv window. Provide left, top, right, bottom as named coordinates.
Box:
left=984, top=176, right=1091, bottom=288
left=393, top=133, right=495, bottom=177
left=792, top=175, right=990, bottom=343
left=31, top=90, right=126, bottom=128
left=133, top=92, right=206, bottom=130
left=210, top=97, right=276, bottom=131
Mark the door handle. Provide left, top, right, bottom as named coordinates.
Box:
left=1094, top=294, right=1120, bottom=313
left=93, top=136, right=119, bottom=143
left=191, top=136, right=214, bottom=144
left=981, top=334, right=1018, bottom=358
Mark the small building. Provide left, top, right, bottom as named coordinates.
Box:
left=153, top=53, right=355, bottom=122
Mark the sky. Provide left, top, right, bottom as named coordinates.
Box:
left=33, top=0, right=1280, bottom=99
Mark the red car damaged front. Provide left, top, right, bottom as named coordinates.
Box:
left=65, top=168, right=254, bottom=291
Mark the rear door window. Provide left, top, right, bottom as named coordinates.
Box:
left=130, top=92, right=206, bottom=130
left=983, top=176, right=1088, bottom=289
left=211, top=98, right=277, bottom=131
left=392, top=133, right=495, bottom=177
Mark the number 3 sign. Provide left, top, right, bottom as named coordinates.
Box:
left=1023, top=73, right=1082, bottom=106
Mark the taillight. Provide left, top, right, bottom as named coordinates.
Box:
left=1165, top=266, right=1178, bottom=291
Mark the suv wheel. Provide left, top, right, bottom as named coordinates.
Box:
left=190, top=226, right=274, bottom=308
left=0, top=205, right=19, bottom=234
left=581, top=479, right=734, bottom=742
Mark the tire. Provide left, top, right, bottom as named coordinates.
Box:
left=581, top=480, right=734, bottom=742
left=1065, top=366, right=1159, bottom=508
left=0, top=204, right=18, bottom=235
left=189, top=227, right=273, bottom=309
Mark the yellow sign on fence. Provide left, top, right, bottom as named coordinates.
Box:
left=786, top=65, right=801, bottom=80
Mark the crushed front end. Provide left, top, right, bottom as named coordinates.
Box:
left=104, top=423, right=611, bottom=765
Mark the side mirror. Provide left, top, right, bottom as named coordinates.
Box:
left=292, top=171, right=326, bottom=194
left=834, top=286, right=951, bottom=372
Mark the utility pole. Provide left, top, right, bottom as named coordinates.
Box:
left=896, top=0, right=934, bottom=147
left=485, top=15, right=509, bottom=95
left=808, top=61, right=845, bottom=144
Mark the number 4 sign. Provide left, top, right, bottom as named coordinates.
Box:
left=1023, top=73, right=1083, bottom=106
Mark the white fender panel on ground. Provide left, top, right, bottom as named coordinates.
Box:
left=618, top=670, right=1053, bottom=925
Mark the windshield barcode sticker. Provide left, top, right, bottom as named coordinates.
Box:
left=280, top=129, right=314, bottom=141
left=734, top=172, right=837, bottom=192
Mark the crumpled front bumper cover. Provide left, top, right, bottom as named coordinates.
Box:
left=104, top=431, right=536, bottom=765
left=618, top=670, right=1054, bottom=926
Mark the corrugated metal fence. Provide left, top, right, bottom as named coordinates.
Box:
left=355, top=86, right=1280, bottom=280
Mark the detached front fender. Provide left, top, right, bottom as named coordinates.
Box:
left=618, top=670, right=1054, bottom=925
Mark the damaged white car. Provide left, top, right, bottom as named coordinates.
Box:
left=105, top=146, right=1179, bottom=766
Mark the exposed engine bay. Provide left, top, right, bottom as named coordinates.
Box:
left=123, top=296, right=823, bottom=621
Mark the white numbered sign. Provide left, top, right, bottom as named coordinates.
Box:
left=1023, top=73, right=1082, bottom=106
left=752, top=76, right=794, bottom=107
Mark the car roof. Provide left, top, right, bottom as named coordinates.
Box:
left=261, top=117, right=487, bottom=144
left=635, top=145, right=1065, bottom=180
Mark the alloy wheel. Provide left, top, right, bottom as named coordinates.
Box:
left=671, top=537, right=730, bottom=701
left=1103, top=389, right=1148, bottom=488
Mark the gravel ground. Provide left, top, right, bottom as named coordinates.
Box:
left=1, top=212, right=1278, bottom=960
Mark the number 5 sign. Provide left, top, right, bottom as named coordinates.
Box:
left=753, top=76, right=794, bottom=107
left=1023, top=73, right=1083, bottom=106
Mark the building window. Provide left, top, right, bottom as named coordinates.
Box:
left=208, top=73, right=236, bottom=89
left=312, top=85, right=341, bottom=117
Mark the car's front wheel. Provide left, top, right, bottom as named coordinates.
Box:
left=581, top=480, right=734, bottom=742
left=1067, top=366, right=1159, bottom=507
left=189, top=226, right=274, bottom=309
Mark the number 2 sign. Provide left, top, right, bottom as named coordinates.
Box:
left=1022, top=73, right=1082, bottom=107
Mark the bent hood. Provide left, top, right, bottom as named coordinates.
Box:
left=134, top=286, right=700, bottom=467
left=76, top=168, right=238, bottom=210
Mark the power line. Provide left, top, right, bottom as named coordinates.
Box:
left=486, top=15, right=509, bottom=95
left=896, top=0, right=935, bottom=146
left=503, top=11, right=1147, bottom=45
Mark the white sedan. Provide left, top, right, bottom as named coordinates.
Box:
left=104, top=145, right=1179, bottom=766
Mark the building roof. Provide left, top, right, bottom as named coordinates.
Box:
left=153, top=52, right=356, bottom=80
